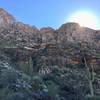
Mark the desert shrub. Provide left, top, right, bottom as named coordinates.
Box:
left=0, top=69, right=19, bottom=89
left=85, top=96, right=100, bottom=100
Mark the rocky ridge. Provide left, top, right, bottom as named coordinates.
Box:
left=0, top=8, right=99, bottom=47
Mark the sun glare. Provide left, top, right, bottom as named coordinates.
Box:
left=69, top=11, right=98, bottom=29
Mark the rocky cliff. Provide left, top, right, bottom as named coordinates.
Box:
left=0, top=8, right=100, bottom=99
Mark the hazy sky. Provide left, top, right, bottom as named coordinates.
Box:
left=0, top=0, right=100, bottom=29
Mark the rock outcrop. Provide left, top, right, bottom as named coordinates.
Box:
left=0, top=8, right=15, bottom=29
left=0, top=8, right=99, bottom=47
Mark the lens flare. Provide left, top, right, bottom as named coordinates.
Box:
left=69, top=11, right=99, bottom=29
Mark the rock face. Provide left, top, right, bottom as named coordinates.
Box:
left=58, top=22, right=97, bottom=43
left=0, top=8, right=15, bottom=29
left=0, top=9, right=41, bottom=47
left=40, top=27, right=56, bottom=44
left=0, top=8, right=99, bottom=68
left=0, top=8, right=100, bottom=97
left=0, top=8, right=99, bottom=47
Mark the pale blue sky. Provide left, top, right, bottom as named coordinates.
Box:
left=0, top=0, right=100, bottom=29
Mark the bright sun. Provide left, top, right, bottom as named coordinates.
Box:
left=69, top=11, right=98, bottom=29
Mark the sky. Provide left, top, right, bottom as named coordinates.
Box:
left=0, top=0, right=100, bottom=29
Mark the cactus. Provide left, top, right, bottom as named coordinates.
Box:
left=84, top=57, right=94, bottom=97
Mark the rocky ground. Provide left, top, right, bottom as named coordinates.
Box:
left=0, top=8, right=100, bottom=100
